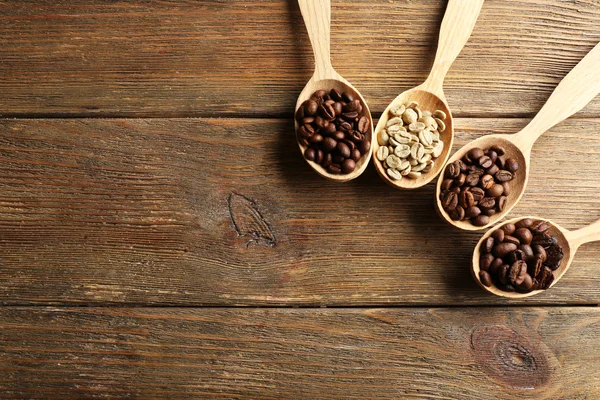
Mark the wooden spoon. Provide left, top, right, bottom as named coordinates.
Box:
left=472, top=216, right=600, bottom=298
left=436, top=41, right=600, bottom=230
left=294, top=0, right=373, bottom=182
left=372, top=0, right=484, bottom=189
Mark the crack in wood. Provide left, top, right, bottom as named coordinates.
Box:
left=228, top=193, right=276, bottom=248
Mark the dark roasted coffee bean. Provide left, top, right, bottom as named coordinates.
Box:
left=498, top=264, right=511, bottom=285
left=332, top=154, right=345, bottom=164
left=328, top=163, right=342, bottom=174
left=505, top=158, right=519, bottom=173
left=490, top=257, right=504, bottom=275
left=502, top=223, right=516, bottom=235
left=342, top=139, right=355, bottom=150
left=497, top=196, right=508, bottom=212
left=532, top=245, right=547, bottom=262
left=504, top=235, right=521, bottom=246
left=501, top=181, right=510, bottom=196
left=305, top=99, right=319, bottom=116
left=495, top=156, right=505, bottom=169
left=302, top=117, right=315, bottom=125
left=532, top=232, right=553, bottom=247
left=322, top=152, right=332, bottom=168
left=467, top=148, right=484, bottom=162
left=441, top=179, right=454, bottom=191
left=336, top=142, right=351, bottom=158
left=445, top=163, right=460, bottom=179
left=536, top=267, right=555, bottom=289
left=333, top=130, right=345, bottom=140
left=492, top=229, right=505, bottom=244
left=483, top=208, right=497, bottom=217
left=468, top=165, right=485, bottom=175
left=493, top=242, right=517, bottom=258
left=483, top=237, right=495, bottom=253
left=358, top=139, right=370, bottom=155
left=323, top=137, right=337, bottom=152
left=296, top=105, right=305, bottom=121
left=454, top=173, right=466, bottom=187
left=457, top=159, right=468, bottom=172
left=308, top=133, right=323, bottom=143
left=338, top=120, right=352, bottom=131
left=507, top=249, right=526, bottom=265
left=315, top=149, right=324, bottom=164
left=342, top=111, right=359, bottom=121
left=322, top=123, right=337, bottom=136
left=486, top=184, right=504, bottom=198
left=479, top=174, right=494, bottom=190
left=515, top=218, right=533, bottom=229
left=465, top=206, right=481, bottom=219
left=348, top=130, right=363, bottom=142
left=479, top=270, right=493, bottom=287
left=465, top=173, right=480, bottom=187
left=545, top=243, right=564, bottom=270
left=518, top=244, right=534, bottom=260
left=517, top=274, right=534, bottom=291
left=508, top=260, right=528, bottom=285
left=514, top=228, right=533, bottom=244
left=313, top=89, right=327, bottom=99
left=458, top=190, right=474, bottom=209
left=531, top=221, right=551, bottom=233
left=495, top=170, right=513, bottom=182
left=333, top=102, right=343, bottom=116
left=479, top=156, right=493, bottom=169
left=329, top=88, right=343, bottom=101
left=343, top=99, right=360, bottom=112
left=298, top=125, right=312, bottom=139
left=314, top=116, right=326, bottom=128
left=480, top=253, right=494, bottom=271
left=472, top=214, right=490, bottom=227
left=450, top=187, right=461, bottom=194
left=357, top=116, right=370, bottom=134
left=470, top=187, right=485, bottom=203
left=449, top=205, right=465, bottom=221
left=304, top=148, right=316, bottom=161
left=528, top=255, right=544, bottom=278
left=479, top=197, right=496, bottom=210
left=342, top=159, right=356, bottom=174
left=486, top=164, right=499, bottom=176
left=351, top=148, right=361, bottom=162
left=487, top=150, right=498, bottom=163
left=490, top=144, right=506, bottom=156
left=441, top=191, right=458, bottom=211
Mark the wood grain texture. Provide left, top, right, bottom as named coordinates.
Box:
left=1, top=307, right=599, bottom=399
left=0, top=117, right=598, bottom=306
left=1, top=0, right=600, bottom=117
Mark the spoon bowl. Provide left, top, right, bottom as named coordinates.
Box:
left=436, top=41, right=600, bottom=230
left=372, top=89, right=453, bottom=189
left=472, top=216, right=600, bottom=298
left=434, top=134, right=528, bottom=231
left=372, top=0, right=484, bottom=189
left=295, top=78, right=373, bottom=182
left=295, top=0, right=373, bottom=182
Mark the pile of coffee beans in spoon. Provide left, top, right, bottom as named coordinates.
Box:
left=478, top=218, right=564, bottom=293
left=296, top=89, right=371, bottom=174
left=439, top=145, right=519, bottom=226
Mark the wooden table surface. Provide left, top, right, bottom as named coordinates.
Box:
left=1, top=1, right=599, bottom=398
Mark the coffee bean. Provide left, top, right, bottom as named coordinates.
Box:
left=327, top=164, right=342, bottom=174
left=486, top=164, right=499, bottom=176
left=492, top=229, right=505, bottom=244
left=472, top=214, right=490, bottom=227
left=332, top=131, right=345, bottom=140
left=332, top=154, right=345, bottom=164
left=545, top=243, right=564, bottom=270
left=323, top=137, right=337, bottom=152
left=486, top=184, right=504, bottom=198
left=479, top=270, right=493, bottom=287
left=478, top=197, right=496, bottom=210
left=445, top=162, right=460, bottom=179
left=465, top=206, right=481, bottom=218
left=508, top=260, right=528, bottom=285
left=478, top=156, right=493, bottom=169
left=536, top=267, right=555, bottom=290
left=490, top=145, right=506, bottom=156
left=304, top=100, right=319, bottom=116
left=498, top=264, right=511, bottom=285
left=505, top=158, right=519, bottom=173
left=518, top=244, right=534, bottom=260
left=465, top=173, right=480, bottom=187
left=497, top=196, right=508, bottom=212
left=515, top=218, right=533, bottom=229
left=532, top=232, right=553, bottom=247
left=468, top=165, right=484, bottom=176
left=449, top=205, right=465, bottom=221
left=342, top=139, right=355, bottom=150
left=532, top=245, right=547, bottom=262
left=358, top=139, right=370, bottom=155
left=514, top=228, right=533, bottom=244
left=329, top=88, right=343, bottom=101
left=351, top=148, right=361, bottom=162
left=494, top=170, right=513, bottom=182
left=517, top=274, right=534, bottom=291
left=487, top=150, right=498, bottom=163
left=504, top=235, right=521, bottom=246
left=441, top=191, right=458, bottom=211
left=490, top=258, right=504, bottom=275
left=528, top=255, right=544, bottom=279
left=309, top=133, right=323, bottom=143
left=470, top=188, right=485, bottom=203
left=441, top=179, right=453, bottom=191
left=507, top=249, right=526, bottom=264
left=502, top=223, right=516, bottom=235
left=467, top=148, right=484, bottom=161
left=304, top=148, right=316, bottom=161
left=459, top=190, right=475, bottom=209
left=531, top=221, right=551, bottom=233
left=493, top=242, right=517, bottom=258
left=342, top=111, right=359, bottom=121
left=342, top=158, right=356, bottom=174
left=322, top=123, right=337, bottom=136
left=480, top=174, right=494, bottom=190
left=322, top=152, right=332, bottom=168
left=357, top=116, right=370, bottom=134
left=480, top=253, right=494, bottom=271
left=315, top=149, right=324, bottom=164
left=454, top=173, right=466, bottom=187
left=338, top=120, right=352, bottom=131
left=483, top=237, right=495, bottom=253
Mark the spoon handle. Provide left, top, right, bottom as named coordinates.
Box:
left=567, top=219, right=600, bottom=249
left=421, top=0, right=485, bottom=98
left=513, top=41, right=600, bottom=151
left=298, top=0, right=334, bottom=80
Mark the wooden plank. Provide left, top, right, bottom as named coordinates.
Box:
left=1, top=0, right=600, bottom=117
left=0, top=307, right=599, bottom=399
left=0, top=117, right=598, bottom=306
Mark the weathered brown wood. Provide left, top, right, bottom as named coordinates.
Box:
left=0, top=307, right=598, bottom=399
left=1, top=0, right=600, bottom=117
left=0, top=117, right=598, bottom=306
